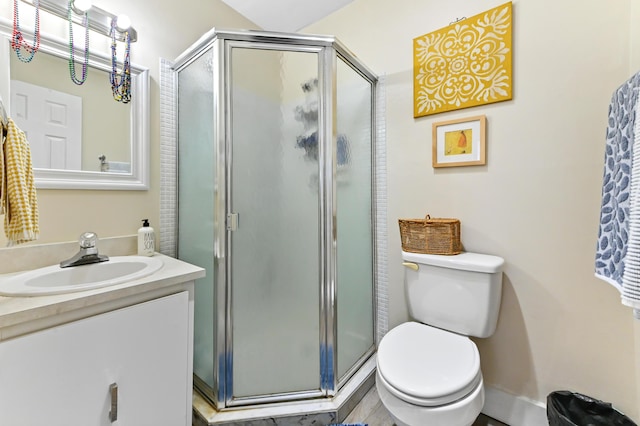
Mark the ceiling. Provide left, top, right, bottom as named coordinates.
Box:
left=220, top=0, right=354, bottom=33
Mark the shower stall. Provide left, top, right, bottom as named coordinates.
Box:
left=170, top=28, right=379, bottom=412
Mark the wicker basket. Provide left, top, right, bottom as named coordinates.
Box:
left=398, top=215, right=462, bottom=255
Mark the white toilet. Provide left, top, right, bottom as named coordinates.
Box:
left=376, top=250, right=504, bottom=426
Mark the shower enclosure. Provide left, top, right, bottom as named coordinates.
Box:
left=172, top=29, right=378, bottom=410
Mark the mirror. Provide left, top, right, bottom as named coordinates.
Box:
left=0, top=19, right=149, bottom=190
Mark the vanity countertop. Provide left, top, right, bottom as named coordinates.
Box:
left=0, top=254, right=205, bottom=333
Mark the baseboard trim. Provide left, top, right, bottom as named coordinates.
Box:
left=483, top=387, right=547, bottom=426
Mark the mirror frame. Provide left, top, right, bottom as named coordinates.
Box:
left=0, top=18, right=150, bottom=190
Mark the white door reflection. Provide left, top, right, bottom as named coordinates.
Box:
left=11, top=80, right=82, bottom=170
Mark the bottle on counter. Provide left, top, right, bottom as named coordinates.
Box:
left=137, top=219, right=155, bottom=256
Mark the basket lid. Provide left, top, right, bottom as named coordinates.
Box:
left=424, top=217, right=459, bottom=223
left=402, top=251, right=504, bottom=273
left=399, top=216, right=459, bottom=224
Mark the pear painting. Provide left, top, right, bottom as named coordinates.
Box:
left=444, top=129, right=472, bottom=156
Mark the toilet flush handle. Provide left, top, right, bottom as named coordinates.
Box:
left=402, top=262, right=419, bottom=271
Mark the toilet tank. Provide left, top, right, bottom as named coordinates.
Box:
left=402, top=251, right=504, bottom=338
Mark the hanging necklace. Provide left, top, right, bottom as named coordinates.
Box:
left=110, top=19, right=131, bottom=103
left=67, top=0, right=90, bottom=85
left=12, top=0, right=41, bottom=63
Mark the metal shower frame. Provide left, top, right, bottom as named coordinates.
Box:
left=173, top=27, right=378, bottom=410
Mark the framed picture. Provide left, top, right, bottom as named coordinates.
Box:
left=432, top=115, right=486, bottom=168
left=413, top=2, right=513, bottom=117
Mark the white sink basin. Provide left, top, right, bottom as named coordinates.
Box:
left=0, top=256, right=164, bottom=296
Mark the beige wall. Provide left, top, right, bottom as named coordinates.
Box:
left=305, top=0, right=640, bottom=419
left=0, top=0, right=258, bottom=246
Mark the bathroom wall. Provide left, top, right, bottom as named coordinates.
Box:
left=306, top=0, right=640, bottom=420
left=0, top=0, right=258, bottom=246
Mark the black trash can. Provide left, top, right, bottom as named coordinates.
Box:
left=547, top=391, right=637, bottom=426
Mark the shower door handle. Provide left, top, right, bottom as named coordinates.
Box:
left=227, top=213, right=239, bottom=231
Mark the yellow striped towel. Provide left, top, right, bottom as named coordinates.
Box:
left=1, top=118, right=39, bottom=245
left=0, top=117, right=5, bottom=216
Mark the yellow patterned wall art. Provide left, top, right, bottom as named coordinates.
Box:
left=413, top=2, right=513, bottom=117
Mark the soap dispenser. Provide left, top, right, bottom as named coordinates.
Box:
left=137, top=219, right=155, bottom=256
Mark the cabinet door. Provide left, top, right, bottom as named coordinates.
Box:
left=0, top=291, right=190, bottom=426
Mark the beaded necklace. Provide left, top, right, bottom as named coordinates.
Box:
left=110, top=19, right=131, bottom=103
left=67, top=0, right=90, bottom=85
left=12, top=0, right=41, bottom=63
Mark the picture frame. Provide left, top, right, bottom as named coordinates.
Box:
left=413, top=2, right=513, bottom=117
left=432, top=115, right=486, bottom=168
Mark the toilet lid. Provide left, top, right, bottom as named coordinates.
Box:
left=377, top=322, right=481, bottom=407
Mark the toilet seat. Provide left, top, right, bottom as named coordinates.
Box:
left=377, top=322, right=481, bottom=407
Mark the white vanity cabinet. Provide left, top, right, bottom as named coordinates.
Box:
left=0, top=291, right=191, bottom=426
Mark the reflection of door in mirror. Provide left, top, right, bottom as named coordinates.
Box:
left=9, top=47, right=131, bottom=173
left=11, top=80, right=82, bottom=170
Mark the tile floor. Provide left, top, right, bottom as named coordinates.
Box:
left=343, top=385, right=509, bottom=426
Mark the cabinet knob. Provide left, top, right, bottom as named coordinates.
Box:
left=109, top=382, right=118, bottom=422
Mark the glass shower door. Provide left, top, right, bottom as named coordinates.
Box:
left=176, top=47, right=217, bottom=393
left=227, top=44, right=323, bottom=401
left=335, top=57, right=375, bottom=381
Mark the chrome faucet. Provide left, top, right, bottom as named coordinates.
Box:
left=60, top=232, right=110, bottom=268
